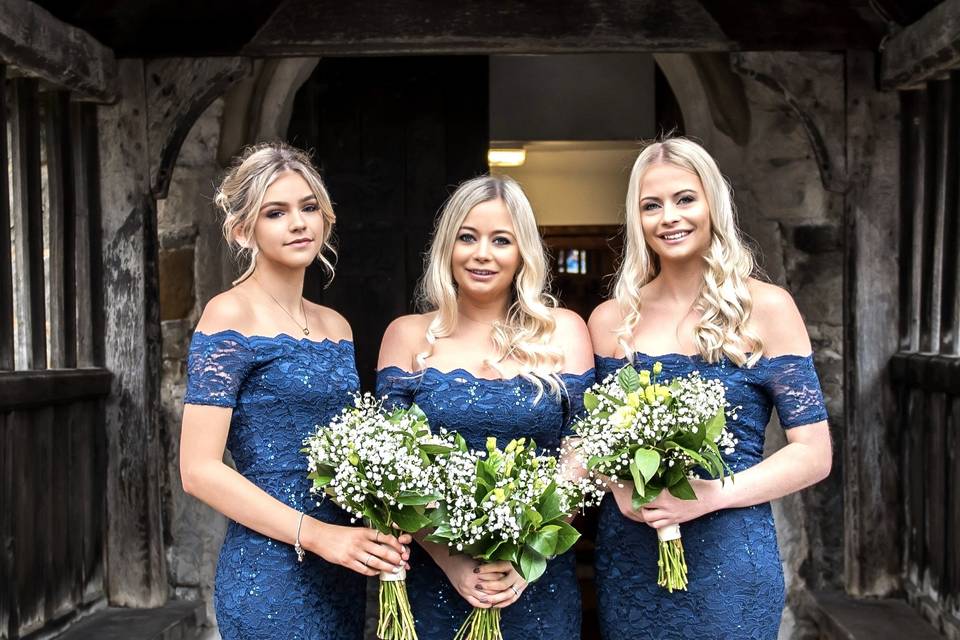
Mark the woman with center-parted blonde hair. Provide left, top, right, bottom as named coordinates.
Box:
left=179, top=142, right=411, bottom=639
left=589, top=137, right=832, bottom=639
left=376, top=174, right=594, bottom=639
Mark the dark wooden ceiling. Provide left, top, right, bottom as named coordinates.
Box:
left=30, top=0, right=943, bottom=57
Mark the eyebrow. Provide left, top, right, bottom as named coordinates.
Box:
left=259, top=194, right=318, bottom=210
left=459, top=225, right=516, bottom=236
left=640, top=189, right=698, bottom=201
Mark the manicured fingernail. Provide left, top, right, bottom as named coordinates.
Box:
left=392, top=566, right=400, bottom=574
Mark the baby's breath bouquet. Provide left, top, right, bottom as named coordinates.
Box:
left=303, top=393, right=453, bottom=640
left=426, top=436, right=586, bottom=640
left=573, top=362, right=736, bottom=592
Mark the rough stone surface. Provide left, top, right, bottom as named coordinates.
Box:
left=159, top=98, right=230, bottom=628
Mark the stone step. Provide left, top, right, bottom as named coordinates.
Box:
left=811, top=590, right=945, bottom=640
left=55, top=600, right=206, bottom=640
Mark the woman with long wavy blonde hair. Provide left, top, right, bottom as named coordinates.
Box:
left=589, top=137, right=832, bottom=639
left=376, top=174, right=594, bottom=639
left=179, top=142, right=410, bottom=639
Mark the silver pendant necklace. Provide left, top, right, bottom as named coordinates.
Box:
left=253, top=276, right=310, bottom=336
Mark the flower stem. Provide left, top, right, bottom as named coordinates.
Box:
left=657, top=538, right=688, bottom=592
left=378, top=579, right=418, bottom=640
left=453, top=607, right=503, bottom=640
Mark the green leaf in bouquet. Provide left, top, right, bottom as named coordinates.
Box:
left=552, top=520, right=581, bottom=555
left=633, top=448, right=661, bottom=483
left=470, top=513, right=490, bottom=530
left=672, top=423, right=706, bottom=451
left=617, top=365, right=641, bottom=393
left=453, top=432, right=469, bottom=452
left=665, top=460, right=686, bottom=487
left=491, top=540, right=519, bottom=562
left=390, top=507, right=433, bottom=533
left=586, top=451, right=624, bottom=472
left=407, top=403, right=428, bottom=421
left=667, top=476, right=698, bottom=500
left=583, top=391, right=599, bottom=412
left=522, top=506, right=543, bottom=529
left=519, top=547, right=548, bottom=583
left=705, top=409, right=726, bottom=442
left=632, top=480, right=662, bottom=509
left=628, top=460, right=646, bottom=496
left=537, top=482, right=565, bottom=523
left=396, top=491, right=439, bottom=506
left=481, top=538, right=506, bottom=560
left=526, top=525, right=560, bottom=557
left=419, top=443, right=455, bottom=456
left=311, top=473, right=333, bottom=488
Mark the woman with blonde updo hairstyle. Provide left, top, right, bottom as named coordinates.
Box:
left=376, top=174, right=594, bottom=639
left=589, top=137, right=833, bottom=639
left=180, top=142, right=410, bottom=639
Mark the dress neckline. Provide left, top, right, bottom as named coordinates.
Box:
left=594, top=351, right=814, bottom=364
left=378, top=364, right=594, bottom=384
left=194, top=328, right=353, bottom=349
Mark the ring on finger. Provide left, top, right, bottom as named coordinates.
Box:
left=510, top=584, right=520, bottom=597
left=363, top=552, right=373, bottom=568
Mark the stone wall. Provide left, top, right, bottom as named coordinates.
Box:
left=158, top=97, right=230, bottom=627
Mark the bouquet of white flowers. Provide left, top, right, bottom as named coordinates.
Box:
left=572, top=362, right=736, bottom=592
left=426, top=436, right=587, bottom=640
left=303, top=393, right=453, bottom=640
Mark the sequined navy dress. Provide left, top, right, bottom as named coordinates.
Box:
left=376, top=366, right=594, bottom=640
left=593, top=352, right=828, bottom=640
left=184, top=330, right=365, bottom=640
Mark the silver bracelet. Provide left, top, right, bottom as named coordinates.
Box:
left=294, top=511, right=306, bottom=563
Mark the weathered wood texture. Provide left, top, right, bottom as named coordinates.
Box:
left=144, top=57, right=251, bottom=199
left=0, top=0, right=116, bottom=101
left=0, top=395, right=108, bottom=639
left=892, top=67, right=960, bottom=636
left=246, top=0, right=733, bottom=56
left=8, top=78, right=45, bottom=370
left=842, top=50, right=902, bottom=597
left=96, top=58, right=167, bottom=606
left=881, top=0, right=960, bottom=90
left=0, top=66, right=14, bottom=370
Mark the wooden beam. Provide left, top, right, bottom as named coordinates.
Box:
left=0, top=66, right=14, bottom=370
left=0, top=369, right=110, bottom=410
left=245, top=0, right=733, bottom=56
left=881, top=0, right=960, bottom=90
left=9, top=78, right=45, bottom=370
left=843, top=51, right=903, bottom=596
left=0, top=0, right=116, bottom=102
left=145, top=57, right=251, bottom=199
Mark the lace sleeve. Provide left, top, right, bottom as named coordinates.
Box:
left=762, top=354, right=829, bottom=428
left=375, top=366, right=420, bottom=410
left=184, top=331, right=257, bottom=408
left=560, top=369, right=596, bottom=437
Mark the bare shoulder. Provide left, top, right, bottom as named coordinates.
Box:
left=194, top=289, right=255, bottom=335
left=549, top=308, right=593, bottom=373
left=587, top=299, right=622, bottom=358
left=306, top=302, right=353, bottom=342
left=748, top=279, right=812, bottom=356
left=377, top=313, right=433, bottom=370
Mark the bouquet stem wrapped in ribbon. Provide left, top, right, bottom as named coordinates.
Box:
left=427, top=436, right=589, bottom=640
left=573, top=362, right=736, bottom=592
left=303, top=394, right=454, bottom=640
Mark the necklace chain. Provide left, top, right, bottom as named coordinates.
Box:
left=253, top=277, right=310, bottom=336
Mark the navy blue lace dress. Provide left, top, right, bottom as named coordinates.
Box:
left=376, top=366, right=595, bottom=640
left=593, top=352, right=828, bottom=640
left=184, top=330, right=365, bottom=640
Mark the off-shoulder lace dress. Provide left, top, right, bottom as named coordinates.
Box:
left=185, top=330, right=365, bottom=640
left=376, top=366, right=595, bottom=640
left=593, top=352, right=828, bottom=640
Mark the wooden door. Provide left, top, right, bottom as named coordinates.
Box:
left=288, top=56, right=489, bottom=388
